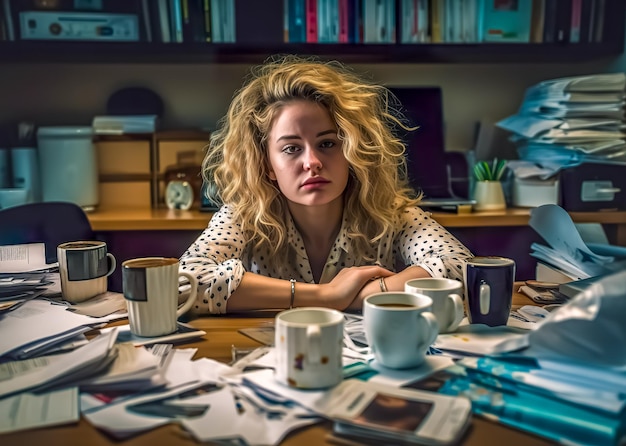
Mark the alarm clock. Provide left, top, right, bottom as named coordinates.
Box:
left=165, top=180, right=193, bottom=210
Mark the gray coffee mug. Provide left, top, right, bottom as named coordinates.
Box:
left=58, top=241, right=116, bottom=303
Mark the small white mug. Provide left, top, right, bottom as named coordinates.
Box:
left=57, top=240, right=116, bottom=303
left=363, top=292, right=438, bottom=369
left=405, top=278, right=465, bottom=333
left=122, top=257, right=197, bottom=337
left=274, top=307, right=344, bottom=389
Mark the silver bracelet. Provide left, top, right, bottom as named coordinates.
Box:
left=379, top=277, right=387, bottom=292
left=289, top=278, right=296, bottom=308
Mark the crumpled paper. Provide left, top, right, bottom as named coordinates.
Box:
left=526, top=269, right=626, bottom=368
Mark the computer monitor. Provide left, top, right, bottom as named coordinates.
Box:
left=388, top=86, right=451, bottom=199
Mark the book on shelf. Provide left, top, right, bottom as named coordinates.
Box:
left=362, top=0, right=396, bottom=43
left=286, top=0, right=307, bottom=42
left=400, top=0, right=429, bottom=43
left=479, top=0, right=533, bottom=43
left=306, top=0, right=318, bottom=42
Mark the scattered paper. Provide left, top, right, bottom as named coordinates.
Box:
left=0, top=387, right=79, bottom=434
left=0, top=243, right=57, bottom=273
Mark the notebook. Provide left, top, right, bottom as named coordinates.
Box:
left=389, top=87, right=475, bottom=211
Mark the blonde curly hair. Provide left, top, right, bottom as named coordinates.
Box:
left=204, top=54, right=421, bottom=264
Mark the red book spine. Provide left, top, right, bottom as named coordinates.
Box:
left=338, top=0, right=349, bottom=42
left=306, top=0, right=318, bottom=42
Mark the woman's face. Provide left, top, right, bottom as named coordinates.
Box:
left=267, top=100, right=349, bottom=208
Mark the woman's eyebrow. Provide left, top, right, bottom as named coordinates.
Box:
left=276, top=134, right=301, bottom=142
left=276, top=129, right=336, bottom=142
left=317, top=129, right=337, bottom=137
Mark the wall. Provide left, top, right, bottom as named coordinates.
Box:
left=0, top=57, right=622, bottom=153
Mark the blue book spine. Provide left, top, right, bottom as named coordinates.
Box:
left=287, top=0, right=307, bottom=42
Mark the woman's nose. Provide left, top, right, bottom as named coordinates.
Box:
left=303, top=149, right=322, bottom=172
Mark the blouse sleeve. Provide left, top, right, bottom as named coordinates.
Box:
left=396, top=206, right=473, bottom=282
left=179, top=206, right=247, bottom=315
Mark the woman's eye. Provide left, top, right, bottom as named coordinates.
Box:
left=319, top=140, right=336, bottom=149
left=282, top=145, right=300, bottom=154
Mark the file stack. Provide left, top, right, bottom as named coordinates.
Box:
left=528, top=204, right=626, bottom=283
left=497, top=72, right=626, bottom=175
left=92, top=115, right=159, bottom=135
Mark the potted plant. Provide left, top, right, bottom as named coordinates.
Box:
left=472, top=159, right=507, bottom=211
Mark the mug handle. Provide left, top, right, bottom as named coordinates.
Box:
left=479, top=280, right=491, bottom=315
left=446, top=293, right=465, bottom=331
left=306, top=324, right=322, bottom=364
left=105, top=253, right=116, bottom=277
left=176, top=271, right=198, bottom=318
left=416, top=311, right=439, bottom=352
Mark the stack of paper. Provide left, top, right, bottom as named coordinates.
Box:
left=92, top=115, right=159, bottom=135
left=529, top=204, right=626, bottom=282
left=0, top=329, right=118, bottom=399
left=497, top=72, right=626, bottom=178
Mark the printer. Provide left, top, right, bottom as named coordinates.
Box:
left=560, top=163, right=626, bottom=211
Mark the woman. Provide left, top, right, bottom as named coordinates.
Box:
left=179, top=55, right=472, bottom=314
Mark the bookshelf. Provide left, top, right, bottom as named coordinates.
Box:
left=0, top=0, right=624, bottom=64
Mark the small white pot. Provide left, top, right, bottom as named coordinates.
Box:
left=473, top=180, right=506, bottom=211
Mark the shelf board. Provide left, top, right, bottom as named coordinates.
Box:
left=0, top=41, right=623, bottom=64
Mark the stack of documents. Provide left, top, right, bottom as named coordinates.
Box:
left=528, top=204, right=626, bottom=282
left=497, top=72, right=626, bottom=178
left=92, top=115, right=159, bottom=135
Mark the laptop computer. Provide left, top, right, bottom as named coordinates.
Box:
left=389, top=86, right=475, bottom=211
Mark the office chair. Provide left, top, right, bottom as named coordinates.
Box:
left=0, top=201, right=95, bottom=264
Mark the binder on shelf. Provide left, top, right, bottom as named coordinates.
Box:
left=554, top=0, right=572, bottom=43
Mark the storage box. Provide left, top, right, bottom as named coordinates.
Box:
left=512, top=176, right=560, bottom=208
left=560, top=163, right=626, bottom=211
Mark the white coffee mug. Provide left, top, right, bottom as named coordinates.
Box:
left=122, top=257, right=197, bottom=337
left=57, top=240, right=116, bottom=303
left=274, top=307, right=344, bottom=389
left=363, top=292, right=438, bottom=369
left=405, top=278, right=465, bottom=333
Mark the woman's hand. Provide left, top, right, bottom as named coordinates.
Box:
left=319, top=265, right=393, bottom=311
left=347, top=265, right=432, bottom=311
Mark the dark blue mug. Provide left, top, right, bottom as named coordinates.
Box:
left=464, top=256, right=515, bottom=327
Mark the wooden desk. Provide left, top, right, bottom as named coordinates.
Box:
left=90, top=207, right=626, bottom=291
left=2, top=290, right=551, bottom=446
left=87, top=207, right=626, bottom=246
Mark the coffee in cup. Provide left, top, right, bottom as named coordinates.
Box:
left=57, top=240, right=116, bottom=303
left=122, top=257, right=197, bottom=337
left=363, top=292, right=438, bottom=369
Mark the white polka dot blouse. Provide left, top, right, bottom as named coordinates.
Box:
left=179, top=205, right=473, bottom=314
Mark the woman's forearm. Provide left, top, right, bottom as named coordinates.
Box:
left=225, top=272, right=326, bottom=312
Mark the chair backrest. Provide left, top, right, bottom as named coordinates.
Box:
left=0, top=201, right=95, bottom=264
